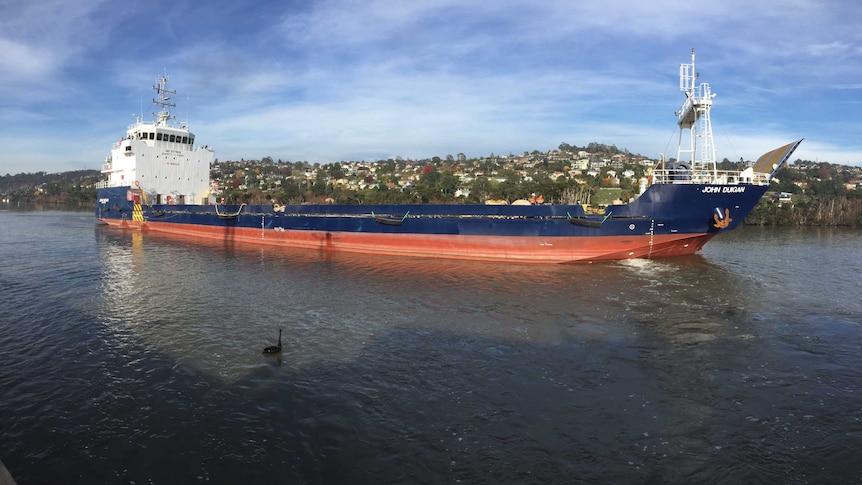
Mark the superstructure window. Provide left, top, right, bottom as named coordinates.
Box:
left=157, top=133, right=163, bottom=141
left=169, top=135, right=176, bottom=143
left=182, top=136, right=188, bottom=144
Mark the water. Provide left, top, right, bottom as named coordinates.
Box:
left=1, top=210, right=861, bottom=484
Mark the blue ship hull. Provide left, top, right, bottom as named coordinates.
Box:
left=95, top=182, right=768, bottom=263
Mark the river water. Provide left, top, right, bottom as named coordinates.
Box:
left=1, top=209, right=860, bottom=484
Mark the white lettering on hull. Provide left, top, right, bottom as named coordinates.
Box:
left=701, top=186, right=746, bottom=194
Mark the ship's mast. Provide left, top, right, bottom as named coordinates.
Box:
left=675, top=49, right=717, bottom=174
left=152, top=75, right=177, bottom=127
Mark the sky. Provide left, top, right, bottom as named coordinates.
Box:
left=1, top=0, right=861, bottom=175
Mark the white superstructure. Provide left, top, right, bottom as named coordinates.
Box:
left=100, top=75, right=214, bottom=205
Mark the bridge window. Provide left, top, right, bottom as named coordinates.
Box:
left=169, top=135, right=175, bottom=143
left=156, top=133, right=163, bottom=141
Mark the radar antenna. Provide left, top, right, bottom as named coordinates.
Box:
left=152, top=74, right=177, bottom=127
left=674, top=49, right=717, bottom=175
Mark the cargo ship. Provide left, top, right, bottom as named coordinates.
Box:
left=95, top=51, right=802, bottom=263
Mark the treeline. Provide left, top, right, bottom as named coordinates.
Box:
left=0, top=170, right=101, bottom=207
left=745, top=163, right=862, bottom=226
left=747, top=196, right=862, bottom=226
left=3, top=156, right=862, bottom=226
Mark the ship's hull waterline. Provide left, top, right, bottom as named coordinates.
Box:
left=97, top=217, right=719, bottom=263
left=95, top=182, right=768, bottom=263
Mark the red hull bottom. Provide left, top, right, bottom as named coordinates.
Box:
left=98, top=219, right=716, bottom=264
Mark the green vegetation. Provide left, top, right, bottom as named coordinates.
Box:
left=3, top=143, right=861, bottom=225
left=0, top=170, right=101, bottom=208
left=747, top=161, right=862, bottom=226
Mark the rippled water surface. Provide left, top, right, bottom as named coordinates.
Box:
left=1, top=210, right=861, bottom=484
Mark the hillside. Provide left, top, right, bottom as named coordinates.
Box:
left=0, top=170, right=101, bottom=207
left=3, top=144, right=861, bottom=225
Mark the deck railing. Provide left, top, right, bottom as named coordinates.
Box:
left=651, top=169, right=771, bottom=186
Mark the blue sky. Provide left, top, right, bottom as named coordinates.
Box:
left=2, top=0, right=861, bottom=175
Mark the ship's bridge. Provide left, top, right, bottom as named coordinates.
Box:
left=125, top=123, right=196, bottom=149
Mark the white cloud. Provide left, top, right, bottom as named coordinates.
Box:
left=0, top=38, right=56, bottom=81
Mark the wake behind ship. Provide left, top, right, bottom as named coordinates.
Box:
left=95, top=51, right=802, bottom=263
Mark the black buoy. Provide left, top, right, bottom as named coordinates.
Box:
left=263, top=329, right=282, bottom=354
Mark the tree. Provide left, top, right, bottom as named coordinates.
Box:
left=469, top=177, right=491, bottom=203
left=416, top=169, right=441, bottom=202
left=312, top=169, right=329, bottom=196
left=437, top=172, right=459, bottom=197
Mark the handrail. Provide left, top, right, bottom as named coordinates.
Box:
left=650, top=169, right=771, bottom=186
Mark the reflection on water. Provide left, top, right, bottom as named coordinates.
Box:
left=94, top=227, right=764, bottom=360
left=2, top=213, right=861, bottom=484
